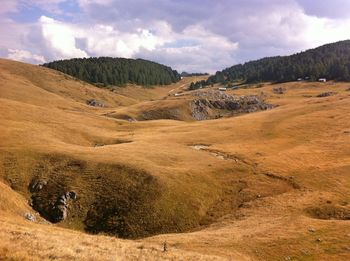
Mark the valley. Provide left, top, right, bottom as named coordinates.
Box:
left=0, top=58, right=350, bottom=260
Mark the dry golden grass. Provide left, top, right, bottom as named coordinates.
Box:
left=0, top=59, right=350, bottom=260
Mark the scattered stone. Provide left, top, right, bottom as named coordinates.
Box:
left=163, top=241, right=168, bottom=252
left=273, top=87, right=286, bottom=94
left=308, top=228, right=316, bottom=233
left=24, top=213, right=36, bottom=222
left=316, top=238, right=322, bottom=242
left=86, top=99, right=105, bottom=107
left=316, top=92, right=337, bottom=98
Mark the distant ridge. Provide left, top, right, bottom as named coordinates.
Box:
left=196, top=40, right=350, bottom=88
left=43, top=57, right=181, bottom=87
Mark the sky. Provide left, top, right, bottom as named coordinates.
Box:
left=1, top=0, right=350, bottom=73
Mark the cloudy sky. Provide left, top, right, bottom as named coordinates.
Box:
left=1, top=0, right=350, bottom=73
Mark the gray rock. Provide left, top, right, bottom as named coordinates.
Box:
left=29, top=179, right=47, bottom=193
left=51, top=191, right=77, bottom=222
left=68, top=191, right=77, bottom=200
left=190, top=91, right=273, bottom=121
left=25, top=213, right=36, bottom=222
left=273, top=87, right=286, bottom=94
left=316, top=92, right=337, bottom=97
left=86, top=99, right=105, bottom=107
left=52, top=204, right=68, bottom=222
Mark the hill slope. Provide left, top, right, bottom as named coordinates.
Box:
left=42, top=57, right=181, bottom=87
left=200, top=40, right=350, bottom=87
left=1, top=59, right=350, bottom=260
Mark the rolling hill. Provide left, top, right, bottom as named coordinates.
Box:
left=42, top=57, right=181, bottom=87
left=195, top=40, right=350, bottom=88
left=0, top=58, right=350, bottom=260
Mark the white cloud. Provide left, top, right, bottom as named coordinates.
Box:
left=36, top=15, right=239, bottom=72
left=139, top=24, right=239, bottom=73
left=84, top=25, right=162, bottom=57
left=7, top=49, right=46, bottom=63
left=302, top=16, right=350, bottom=48
left=2, top=1, right=350, bottom=72
left=39, top=16, right=88, bottom=59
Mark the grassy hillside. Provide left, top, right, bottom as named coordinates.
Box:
left=0, top=58, right=350, bottom=260
left=196, top=40, right=350, bottom=88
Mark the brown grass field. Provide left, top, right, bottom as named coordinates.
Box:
left=0, top=58, right=349, bottom=260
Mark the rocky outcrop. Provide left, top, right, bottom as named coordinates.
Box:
left=31, top=185, right=77, bottom=223
left=190, top=90, right=273, bottom=121
left=29, top=179, right=47, bottom=193
left=51, top=191, right=77, bottom=222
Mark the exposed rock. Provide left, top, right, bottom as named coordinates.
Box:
left=163, top=241, right=168, bottom=252
left=31, top=190, right=77, bottom=223
left=308, top=228, right=316, bottom=233
left=190, top=91, right=273, bottom=121
left=306, top=205, right=350, bottom=220
left=29, top=179, right=47, bottom=193
left=68, top=191, right=77, bottom=200
left=86, top=99, right=105, bottom=107
left=51, top=191, right=77, bottom=222
left=316, top=92, right=337, bottom=97
left=273, top=87, right=286, bottom=94
left=24, top=213, right=36, bottom=222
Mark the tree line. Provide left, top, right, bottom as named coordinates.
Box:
left=42, top=57, right=181, bottom=87
left=191, top=40, right=350, bottom=89
left=181, top=72, right=209, bottom=77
